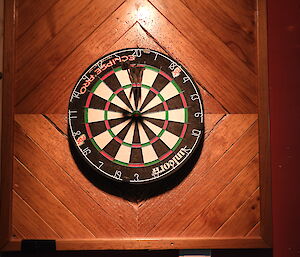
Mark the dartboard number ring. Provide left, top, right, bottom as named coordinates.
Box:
left=68, top=48, right=204, bottom=184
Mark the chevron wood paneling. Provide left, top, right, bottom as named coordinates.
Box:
left=181, top=0, right=257, bottom=72
left=13, top=113, right=259, bottom=239
left=3, top=0, right=269, bottom=250
left=16, top=0, right=58, bottom=38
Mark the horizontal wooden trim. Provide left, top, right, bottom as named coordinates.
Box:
left=2, top=238, right=270, bottom=251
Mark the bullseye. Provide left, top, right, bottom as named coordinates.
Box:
left=132, top=110, right=141, bottom=118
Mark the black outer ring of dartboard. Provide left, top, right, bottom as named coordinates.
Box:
left=67, top=48, right=204, bottom=184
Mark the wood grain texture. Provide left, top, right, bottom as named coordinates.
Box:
left=145, top=0, right=257, bottom=113
left=16, top=0, right=92, bottom=70
left=1, top=238, right=269, bottom=251
left=1, top=0, right=271, bottom=250
left=181, top=154, right=260, bottom=236
left=14, top=117, right=135, bottom=236
left=181, top=0, right=257, bottom=72
left=138, top=115, right=257, bottom=234
left=15, top=0, right=125, bottom=107
left=257, top=0, right=272, bottom=246
left=214, top=0, right=256, bottom=34
left=11, top=226, right=24, bottom=240
left=247, top=222, right=261, bottom=237
left=12, top=191, right=60, bottom=239
left=14, top=0, right=257, bottom=114
left=12, top=113, right=261, bottom=242
left=13, top=157, right=94, bottom=238
left=16, top=0, right=58, bottom=38
left=0, top=0, right=16, bottom=249
left=145, top=118, right=259, bottom=236
left=213, top=189, right=260, bottom=237
left=15, top=0, right=135, bottom=113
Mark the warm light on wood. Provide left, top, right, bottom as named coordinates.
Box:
left=0, top=0, right=271, bottom=251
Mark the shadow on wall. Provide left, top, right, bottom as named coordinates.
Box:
left=68, top=132, right=203, bottom=203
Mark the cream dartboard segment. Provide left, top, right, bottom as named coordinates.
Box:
left=68, top=48, right=204, bottom=184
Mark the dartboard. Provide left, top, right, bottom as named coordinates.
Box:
left=68, top=48, right=204, bottom=184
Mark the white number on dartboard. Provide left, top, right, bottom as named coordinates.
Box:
left=71, top=91, right=80, bottom=102
left=134, top=173, right=140, bottom=181
left=69, top=110, right=77, bottom=119
left=183, top=76, right=190, bottom=83
left=133, top=49, right=142, bottom=57
left=97, top=60, right=103, bottom=68
left=190, top=94, right=199, bottom=101
left=114, top=170, right=122, bottom=179
left=169, top=62, right=177, bottom=71
left=192, top=129, right=201, bottom=137
left=98, top=161, right=104, bottom=169
left=73, top=130, right=81, bottom=137
left=82, top=147, right=91, bottom=156
left=194, top=112, right=203, bottom=118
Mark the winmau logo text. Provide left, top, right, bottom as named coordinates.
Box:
left=152, top=146, right=190, bottom=177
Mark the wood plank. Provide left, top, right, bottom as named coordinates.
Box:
left=213, top=0, right=256, bottom=35
left=199, top=87, right=227, bottom=114
left=0, top=0, right=16, bottom=249
left=181, top=154, right=259, bottom=236
left=246, top=222, right=261, bottom=237
left=13, top=157, right=94, bottom=238
left=14, top=114, right=137, bottom=234
left=14, top=119, right=131, bottom=237
left=213, top=189, right=260, bottom=237
left=44, top=114, right=68, bottom=136
left=138, top=114, right=257, bottom=235
left=16, top=0, right=58, bottom=38
left=181, top=0, right=257, bottom=72
left=15, top=0, right=125, bottom=106
left=108, top=22, right=166, bottom=53
left=15, top=0, right=136, bottom=113
left=11, top=226, right=24, bottom=240
left=146, top=120, right=259, bottom=236
left=16, top=0, right=92, bottom=71
left=17, top=21, right=227, bottom=114
left=12, top=191, right=60, bottom=239
left=56, top=238, right=268, bottom=250
left=144, top=0, right=257, bottom=113
left=257, top=0, right=272, bottom=247
left=1, top=238, right=269, bottom=251
left=204, top=114, right=225, bottom=137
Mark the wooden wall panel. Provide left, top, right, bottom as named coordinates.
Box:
left=0, top=0, right=271, bottom=250
left=16, top=0, right=58, bottom=37
left=12, top=191, right=60, bottom=239
left=181, top=0, right=257, bottom=72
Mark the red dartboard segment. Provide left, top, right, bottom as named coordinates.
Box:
left=100, top=70, right=114, bottom=80
left=159, top=71, right=173, bottom=81
left=68, top=48, right=204, bottom=184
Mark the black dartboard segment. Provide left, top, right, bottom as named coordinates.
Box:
left=68, top=48, right=204, bottom=184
